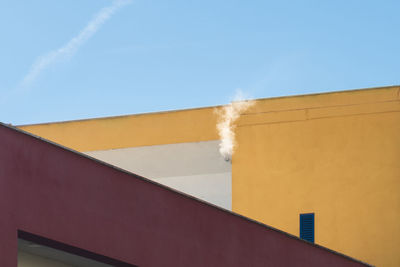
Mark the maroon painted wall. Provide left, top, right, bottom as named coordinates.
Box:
left=0, top=124, right=369, bottom=267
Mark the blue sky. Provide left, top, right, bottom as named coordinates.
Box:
left=1, top=0, right=399, bottom=125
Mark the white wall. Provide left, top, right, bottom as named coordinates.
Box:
left=85, top=140, right=232, bottom=210
left=18, top=239, right=111, bottom=267
left=153, top=173, right=231, bottom=209
left=18, top=251, right=74, bottom=267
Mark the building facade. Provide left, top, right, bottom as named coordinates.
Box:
left=19, top=86, right=400, bottom=266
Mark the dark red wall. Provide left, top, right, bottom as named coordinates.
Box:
left=0, top=124, right=368, bottom=267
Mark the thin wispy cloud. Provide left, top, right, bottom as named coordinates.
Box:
left=20, top=0, right=132, bottom=88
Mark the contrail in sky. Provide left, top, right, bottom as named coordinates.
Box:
left=20, top=0, right=131, bottom=87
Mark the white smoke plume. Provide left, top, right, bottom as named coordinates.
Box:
left=20, top=0, right=132, bottom=87
left=216, top=90, right=255, bottom=162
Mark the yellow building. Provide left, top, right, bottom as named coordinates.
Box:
left=19, top=85, right=400, bottom=267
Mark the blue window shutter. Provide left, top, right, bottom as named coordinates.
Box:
left=300, top=213, right=314, bottom=243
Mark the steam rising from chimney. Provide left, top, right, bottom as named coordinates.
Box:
left=216, top=90, right=254, bottom=162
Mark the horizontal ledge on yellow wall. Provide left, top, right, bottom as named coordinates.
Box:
left=238, top=99, right=400, bottom=127
left=245, top=85, right=399, bottom=114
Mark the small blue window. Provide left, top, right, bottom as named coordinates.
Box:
left=300, top=213, right=314, bottom=243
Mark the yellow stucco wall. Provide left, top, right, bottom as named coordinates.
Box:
left=18, top=86, right=400, bottom=266
left=234, top=86, right=400, bottom=267
left=19, top=106, right=219, bottom=151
